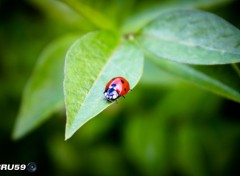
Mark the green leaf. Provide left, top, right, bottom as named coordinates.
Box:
left=146, top=54, right=240, bottom=103
left=12, top=35, right=79, bottom=140
left=64, top=31, right=143, bottom=140
left=140, top=59, right=182, bottom=86
left=121, top=0, right=232, bottom=33
left=60, top=0, right=117, bottom=31
left=29, top=0, right=88, bottom=30
left=138, top=9, right=240, bottom=65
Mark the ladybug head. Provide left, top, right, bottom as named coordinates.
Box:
left=104, top=88, right=119, bottom=102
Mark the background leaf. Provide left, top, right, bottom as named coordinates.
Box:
left=140, top=59, right=182, bottom=86
left=29, top=0, right=89, bottom=30
left=12, top=35, right=80, bottom=140
left=60, top=0, right=118, bottom=31
left=121, top=0, right=232, bottom=33
left=64, top=31, right=144, bottom=140
left=138, top=9, right=240, bottom=64
left=146, top=54, right=240, bottom=103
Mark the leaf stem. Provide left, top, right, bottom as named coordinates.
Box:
left=60, top=0, right=117, bottom=31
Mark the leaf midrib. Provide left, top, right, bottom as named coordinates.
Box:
left=140, top=34, right=240, bottom=55
left=67, top=38, right=122, bottom=124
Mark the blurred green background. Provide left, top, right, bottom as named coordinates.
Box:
left=0, top=0, right=240, bottom=175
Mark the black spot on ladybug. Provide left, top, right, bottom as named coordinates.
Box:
left=121, top=80, right=124, bottom=84
left=111, top=83, right=116, bottom=87
left=124, top=88, right=127, bottom=91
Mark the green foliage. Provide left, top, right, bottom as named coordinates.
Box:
left=1, top=0, right=240, bottom=175
left=64, top=31, right=143, bottom=140
left=121, top=0, right=232, bottom=33
left=12, top=35, right=81, bottom=139
left=147, top=56, right=240, bottom=102
left=12, top=0, right=240, bottom=142
left=61, top=0, right=118, bottom=31
left=138, top=9, right=240, bottom=64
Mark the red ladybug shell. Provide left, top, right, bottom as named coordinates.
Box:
left=104, top=77, right=130, bottom=102
left=105, top=77, right=130, bottom=95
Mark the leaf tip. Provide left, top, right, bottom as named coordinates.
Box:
left=11, top=123, right=24, bottom=141
left=64, top=123, right=77, bottom=141
left=64, top=131, right=72, bottom=141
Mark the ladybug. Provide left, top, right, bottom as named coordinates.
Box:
left=104, top=76, right=130, bottom=102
